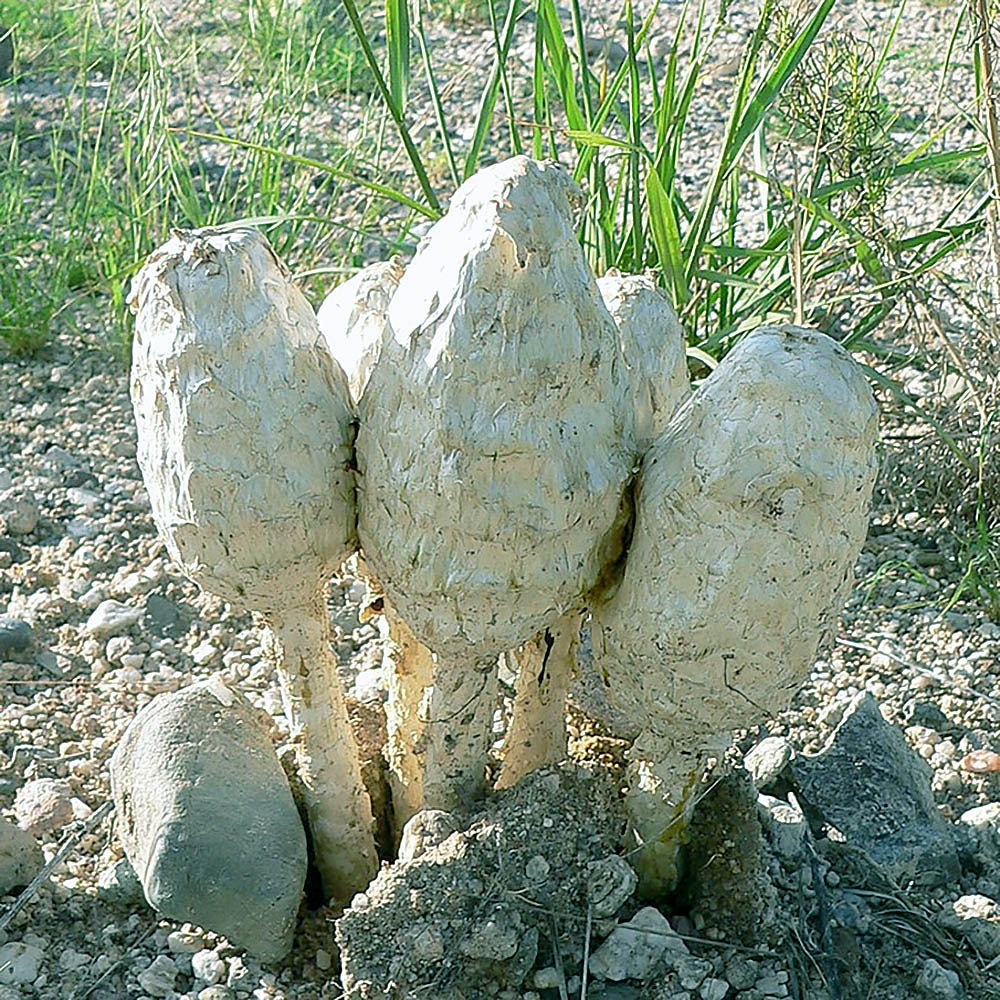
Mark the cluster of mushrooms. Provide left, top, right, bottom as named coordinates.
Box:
left=128, top=156, right=879, bottom=904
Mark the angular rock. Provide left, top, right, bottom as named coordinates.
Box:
left=916, top=958, right=963, bottom=1000
left=0, top=943, right=43, bottom=985
left=144, top=593, right=181, bottom=632
left=166, top=929, right=203, bottom=954
left=137, top=955, right=177, bottom=997
left=903, top=700, right=950, bottom=731
left=744, top=737, right=792, bottom=791
left=337, top=766, right=625, bottom=1000
left=397, top=809, right=460, bottom=862
left=199, top=988, right=235, bottom=1000
left=192, top=950, right=227, bottom=985
left=0, top=820, right=42, bottom=895
left=937, top=894, right=1000, bottom=959
left=959, top=803, right=1000, bottom=858
left=586, top=855, right=638, bottom=918
left=0, top=492, right=39, bottom=536
left=109, top=677, right=307, bottom=962
left=588, top=906, right=687, bottom=981
left=0, top=617, right=31, bottom=655
left=700, top=979, right=731, bottom=1000
left=674, top=954, right=711, bottom=989
left=85, top=600, right=143, bottom=638
left=790, top=693, right=959, bottom=887
left=13, top=779, right=73, bottom=838
left=757, top=794, right=807, bottom=860
left=96, top=857, right=145, bottom=905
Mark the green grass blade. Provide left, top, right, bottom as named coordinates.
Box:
left=413, top=0, right=459, bottom=188
left=567, top=0, right=594, bottom=127
left=385, top=0, right=410, bottom=113
left=538, top=0, right=585, bottom=133
left=564, top=131, right=636, bottom=149
left=172, top=128, right=440, bottom=219
left=342, top=0, right=439, bottom=211
left=646, top=166, right=689, bottom=305
left=684, top=0, right=835, bottom=278
left=486, top=0, right=524, bottom=156
left=463, top=0, right=521, bottom=178
left=860, top=363, right=973, bottom=470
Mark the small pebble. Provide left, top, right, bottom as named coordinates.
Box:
left=0, top=942, right=44, bottom=985
left=1, top=492, right=39, bottom=535
left=700, top=979, right=730, bottom=1000
left=13, top=779, right=74, bottom=837
left=0, top=820, right=43, bottom=895
left=916, top=957, right=962, bottom=999
left=96, top=858, right=144, bottom=905
left=0, top=616, right=32, bottom=654
left=85, top=599, right=143, bottom=638
left=192, top=949, right=227, bottom=985
left=199, top=988, right=236, bottom=1000
left=167, top=930, right=205, bottom=954
left=137, top=955, right=177, bottom=997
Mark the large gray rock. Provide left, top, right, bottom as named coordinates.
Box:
left=791, top=693, right=959, bottom=887
left=110, top=677, right=307, bottom=962
left=0, top=819, right=42, bottom=895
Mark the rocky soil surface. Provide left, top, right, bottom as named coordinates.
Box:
left=2, top=0, right=1000, bottom=998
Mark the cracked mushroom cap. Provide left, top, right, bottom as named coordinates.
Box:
left=592, top=324, right=878, bottom=736
left=357, top=156, right=635, bottom=656
left=129, top=227, right=357, bottom=614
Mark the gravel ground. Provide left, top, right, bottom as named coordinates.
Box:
left=2, top=0, right=999, bottom=998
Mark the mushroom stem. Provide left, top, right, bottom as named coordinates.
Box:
left=624, top=728, right=723, bottom=898
left=263, top=594, right=378, bottom=901
left=421, top=654, right=499, bottom=813
left=382, top=603, right=435, bottom=838
left=495, top=612, right=580, bottom=789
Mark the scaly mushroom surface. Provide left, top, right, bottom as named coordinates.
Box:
left=317, top=261, right=436, bottom=832
left=498, top=271, right=690, bottom=789
left=129, top=227, right=377, bottom=900
left=592, top=324, right=878, bottom=895
left=356, top=156, right=635, bottom=811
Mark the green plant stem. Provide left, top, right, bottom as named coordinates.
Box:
left=342, top=0, right=441, bottom=212
left=973, top=0, right=1000, bottom=313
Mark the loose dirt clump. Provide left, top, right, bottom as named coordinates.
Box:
left=336, top=765, right=627, bottom=1000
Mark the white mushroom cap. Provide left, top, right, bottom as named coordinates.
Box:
left=317, top=259, right=404, bottom=405
left=129, top=228, right=357, bottom=613
left=357, top=156, right=635, bottom=656
left=597, top=272, right=690, bottom=452
left=592, top=324, right=878, bottom=736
